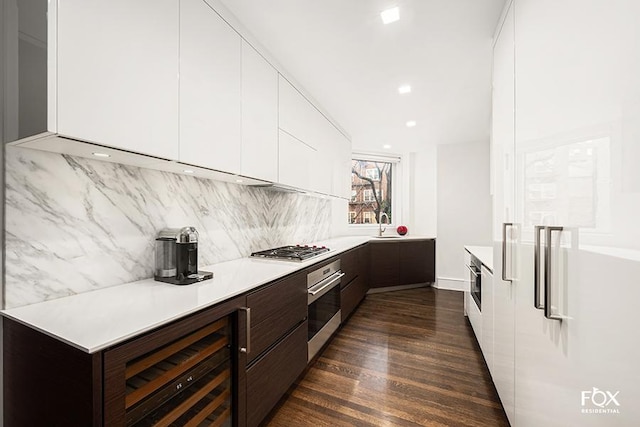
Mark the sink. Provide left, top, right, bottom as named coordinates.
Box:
left=374, top=235, right=402, bottom=239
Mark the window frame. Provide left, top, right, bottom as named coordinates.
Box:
left=348, top=153, right=401, bottom=228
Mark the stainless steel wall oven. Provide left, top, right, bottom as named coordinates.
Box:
left=307, top=260, right=343, bottom=361
left=468, top=254, right=482, bottom=311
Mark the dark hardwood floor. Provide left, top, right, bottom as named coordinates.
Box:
left=265, top=287, right=510, bottom=427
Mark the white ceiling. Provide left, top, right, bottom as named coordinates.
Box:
left=219, top=0, right=506, bottom=153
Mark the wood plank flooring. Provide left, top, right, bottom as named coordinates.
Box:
left=265, top=287, right=510, bottom=427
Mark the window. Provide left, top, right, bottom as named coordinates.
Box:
left=350, top=158, right=395, bottom=225
left=349, top=211, right=357, bottom=224
left=365, top=168, right=380, bottom=181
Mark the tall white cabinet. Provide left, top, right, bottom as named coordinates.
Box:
left=491, top=2, right=516, bottom=424
left=492, top=0, right=640, bottom=425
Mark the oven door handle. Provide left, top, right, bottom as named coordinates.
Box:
left=308, top=272, right=345, bottom=303
left=465, top=264, right=479, bottom=277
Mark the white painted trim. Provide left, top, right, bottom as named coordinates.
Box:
left=367, top=283, right=429, bottom=294
left=492, top=0, right=514, bottom=48
left=434, top=277, right=467, bottom=292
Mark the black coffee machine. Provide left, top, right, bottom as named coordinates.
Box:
left=154, top=227, right=213, bottom=285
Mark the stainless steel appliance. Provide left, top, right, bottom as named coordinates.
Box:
left=307, top=260, right=344, bottom=361
left=154, top=227, right=213, bottom=285
left=251, top=245, right=330, bottom=261
left=467, top=254, right=482, bottom=311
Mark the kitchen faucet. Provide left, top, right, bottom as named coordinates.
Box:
left=378, top=212, right=389, bottom=237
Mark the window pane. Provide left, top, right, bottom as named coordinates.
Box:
left=350, top=159, right=393, bottom=224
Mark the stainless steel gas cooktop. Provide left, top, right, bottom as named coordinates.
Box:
left=250, top=245, right=330, bottom=261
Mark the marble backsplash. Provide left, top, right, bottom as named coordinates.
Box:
left=4, top=146, right=331, bottom=309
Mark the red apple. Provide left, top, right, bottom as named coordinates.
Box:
left=397, top=225, right=408, bottom=235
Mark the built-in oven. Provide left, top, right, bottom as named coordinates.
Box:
left=307, top=259, right=344, bottom=361
left=467, top=254, right=482, bottom=311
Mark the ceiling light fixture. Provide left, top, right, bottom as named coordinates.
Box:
left=235, top=179, right=244, bottom=183
left=92, top=152, right=110, bottom=158
left=183, top=169, right=194, bottom=174
left=406, top=120, right=417, bottom=127
left=383, top=144, right=392, bottom=149
left=381, top=6, right=400, bottom=25
left=398, top=85, right=411, bottom=94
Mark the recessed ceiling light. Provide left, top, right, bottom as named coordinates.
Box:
left=381, top=6, right=400, bottom=25
left=406, top=120, right=417, bottom=127
left=398, top=85, right=411, bottom=94
left=235, top=179, right=244, bottom=183
left=92, top=152, right=110, bottom=158
left=383, top=144, right=392, bottom=149
left=183, top=169, right=194, bottom=174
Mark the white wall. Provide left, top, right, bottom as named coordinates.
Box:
left=407, top=148, right=438, bottom=237
left=436, top=141, right=492, bottom=290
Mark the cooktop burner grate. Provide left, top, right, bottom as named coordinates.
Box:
left=250, top=245, right=330, bottom=261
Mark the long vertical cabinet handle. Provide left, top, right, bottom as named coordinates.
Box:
left=239, top=307, right=251, bottom=354
left=533, top=225, right=545, bottom=309
left=502, top=222, right=514, bottom=282
left=544, top=227, right=564, bottom=320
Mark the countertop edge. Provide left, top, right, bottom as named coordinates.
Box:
left=1, top=236, right=373, bottom=353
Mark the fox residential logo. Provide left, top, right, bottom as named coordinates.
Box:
left=581, top=387, right=621, bottom=415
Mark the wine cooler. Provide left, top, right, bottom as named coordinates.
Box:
left=123, top=317, right=232, bottom=426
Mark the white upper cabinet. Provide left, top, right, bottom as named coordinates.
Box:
left=278, top=74, right=351, bottom=196
left=278, top=76, right=321, bottom=149
left=179, top=0, right=241, bottom=173
left=241, top=41, right=278, bottom=182
left=278, top=129, right=315, bottom=191
left=56, top=0, right=179, bottom=160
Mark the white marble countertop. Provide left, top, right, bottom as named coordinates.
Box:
left=1, top=236, right=370, bottom=353
left=464, top=245, right=494, bottom=273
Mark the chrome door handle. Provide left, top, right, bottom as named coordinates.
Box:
left=239, top=307, right=251, bottom=354
left=502, top=222, right=514, bottom=282
left=308, top=272, right=345, bottom=303
left=534, top=225, right=545, bottom=310
left=544, top=227, right=564, bottom=321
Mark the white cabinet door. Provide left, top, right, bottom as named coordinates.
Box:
left=491, top=2, right=516, bottom=424
left=278, top=76, right=320, bottom=149
left=241, top=40, right=278, bottom=182
left=513, top=0, right=640, bottom=425
left=467, top=291, right=482, bottom=346
left=481, top=266, right=494, bottom=375
left=329, top=126, right=352, bottom=199
left=180, top=0, right=241, bottom=173
left=278, top=130, right=315, bottom=190
left=57, top=0, right=179, bottom=159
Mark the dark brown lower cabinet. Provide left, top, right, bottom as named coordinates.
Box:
left=246, top=321, right=308, bottom=427
left=370, top=239, right=436, bottom=289
left=2, top=295, right=248, bottom=427
left=3, top=318, right=103, bottom=427
left=340, top=275, right=368, bottom=321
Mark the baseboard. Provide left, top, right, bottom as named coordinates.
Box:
left=367, top=283, right=430, bottom=294
left=434, top=277, right=467, bottom=292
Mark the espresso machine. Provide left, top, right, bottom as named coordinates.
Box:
left=154, top=227, right=213, bottom=285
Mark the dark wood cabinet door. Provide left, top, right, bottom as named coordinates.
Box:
left=2, top=318, right=103, bottom=427
left=246, top=270, right=307, bottom=363
left=358, top=243, right=371, bottom=289
left=246, top=321, right=308, bottom=427
left=369, top=241, right=400, bottom=288
left=339, top=247, right=359, bottom=288
left=341, top=275, right=368, bottom=321
left=399, top=239, right=436, bottom=285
